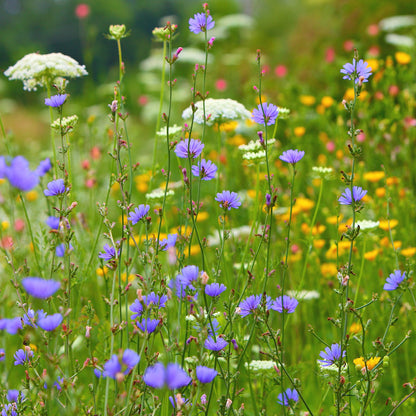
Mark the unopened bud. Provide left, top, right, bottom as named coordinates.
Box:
left=85, top=325, right=92, bottom=338
left=200, top=271, right=209, bottom=285
left=226, top=398, right=232, bottom=409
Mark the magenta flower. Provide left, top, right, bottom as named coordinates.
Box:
left=189, top=12, right=215, bottom=34
left=252, top=103, right=279, bottom=126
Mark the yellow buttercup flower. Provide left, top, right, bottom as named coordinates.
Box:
left=313, top=239, right=326, bottom=249
left=343, top=88, right=354, bottom=101
left=294, top=126, right=306, bottom=137
left=1, top=221, right=9, bottom=230
left=349, top=322, right=362, bottom=335
left=379, top=219, right=398, bottom=231
left=354, top=356, right=381, bottom=371
left=320, top=262, right=338, bottom=277
left=96, top=266, right=109, bottom=277
left=299, top=95, right=316, bottom=106
left=395, top=51, right=411, bottom=65
left=327, top=215, right=343, bottom=225
left=321, top=96, right=334, bottom=108
left=386, top=176, right=399, bottom=186
left=380, top=236, right=401, bottom=249
left=363, top=171, right=385, bottom=182
left=401, top=247, right=416, bottom=257
left=296, top=197, right=315, bottom=212
left=375, top=187, right=386, bottom=198
left=227, top=135, right=246, bottom=147
left=364, top=249, right=379, bottom=261
left=366, top=59, right=379, bottom=72
left=26, top=190, right=38, bottom=202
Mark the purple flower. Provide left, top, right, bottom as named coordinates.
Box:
left=2, top=404, right=17, bottom=416
left=175, top=139, right=204, bottom=159
left=196, top=366, right=218, bottom=383
left=22, top=309, right=44, bottom=327
left=136, top=318, right=160, bottom=334
left=56, top=243, right=73, bottom=257
left=128, top=204, right=150, bottom=225
left=204, top=336, right=228, bottom=351
left=318, top=343, right=345, bottom=367
left=178, top=265, right=199, bottom=289
left=143, top=362, right=191, bottom=390
left=215, top=190, right=241, bottom=210
left=340, top=59, right=372, bottom=84
left=279, top=149, right=305, bottom=164
left=0, top=348, right=5, bottom=361
left=37, top=313, right=63, bottom=331
left=384, top=270, right=406, bottom=291
left=277, top=388, right=299, bottom=406
left=0, top=317, right=23, bottom=334
left=271, top=296, right=299, bottom=313
left=238, top=295, right=262, bottom=317
left=13, top=348, right=33, bottom=366
left=205, top=283, right=226, bottom=297
left=6, top=390, right=23, bottom=403
left=54, top=377, right=64, bottom=391
left=189, top=12, right=215, bottom=34
left=6, top=156, right=39, bottom=191
left=169, top=395, right=190, bottom=408
left=143, top=292, right=168, bottom=308
left=44, top=179, right=67, bottom=196
left=98, top=244, right=118, bottom=261
left=159, top=233, right=177, bottom=251
left=35, top=158, right=52, bottom=177
left=22, top=277, right=60, bottom=299
left=45, top=94, right=67, bottom=107
left=129, top=299, right=143, bottom=319
left=103, top=349, right=140, bottom=379
left=192, top=159, right=217, bottom=181
left=338, top=186, right=367, bottom=205
left=45, top=216, right=60, bottom=229
left=168, top=276, right=187, bottom=298
left=252, top=103, right=279, bottom=126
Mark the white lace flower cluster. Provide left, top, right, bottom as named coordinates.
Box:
left=182, top=98, right=251, bottom=126
left=4, top=52, right=88, bottom=91
left=244, top=360, right=276, bottom=372
left=145, top=188, right=174, bottom=201
left=51, top=115, right=79, bottom=131
left=239, top=138, right=276, bottom=161
left=312, top=166, right=334, bottom=179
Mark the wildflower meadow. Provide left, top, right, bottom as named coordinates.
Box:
left=0, top=2, right=415, bottom=415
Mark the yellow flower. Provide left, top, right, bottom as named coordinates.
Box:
left=354, top=356, right=381, bottom=371
left=313, top=239, right=326, bottom=249
left=301, top=223, right=326, bottom=235
left=316, top=104, right=325, bottom=115
left=121, top=272, right=135, bottom=283
left=219, top=121, right=238, bottom=132
left=385, top=56, right=393, bottom=67
left=294, top=126, right=306, bottom=137
left=349, top=322, right=362, bottom=335
left=196, top=211, right=209, bottom=222
left=0, top=178, right=6, bottom=185
left=227, top=135, right=246, bottom=147
left=336, top=149, right=344, bottom=160
left=395, top=51, right=411, bottom=65
left=26, top=190, right=38, bottom=202
left=343, top=88, right=355, bottom=101
left=379, top=219, right=398, bottom=231
left=87, top=114, right=96, bottom=124
left=173, top=226, right=192, bottom=237
left=366, top=59, right=379, bottom=72
left=255, top=95, right=267, bottom=105
left=111, top=182, right=120, bottom=193
left=247, top=189, right=257, bottom=200
left=375, top=187, right=386, bottom=198
left=386, top=177, right=399, bottom=186
left=380, top=236, right=401, bottom=249
left=135, top=173, right=151, bottom=193
left=320, top=262, right=338, bottom=277
left=296, top=197, right=315, bottom=212
left=1, top=221, right=9, bottom=230
left=300, top=95, right=316, bottom=106
left=401, top=247, right=416, bottom=257
left=364, top=249, right=379, bottom=261
left=96, top=266, right=109, bottom=276
left=321, top=96, right=334, bottom=108
left=363, top=171, right=385, bottom=183
left=327, top=214, right=343, bottom=225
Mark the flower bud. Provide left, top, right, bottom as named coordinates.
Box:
left=109, top=25, right=126, bottom=40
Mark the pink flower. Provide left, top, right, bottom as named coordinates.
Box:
left=274, top=65, right=287, bottom=78
left=75, top=4, right=90, bottom=19
left=215, top=79, right=227, bottom=91
left=325, top=48, right=335, bottom=63
left=367, top=24, right=379, bottom=36
left=326, top=141, right=335, bottom=152
left=343, top=40, right=354, bottom=52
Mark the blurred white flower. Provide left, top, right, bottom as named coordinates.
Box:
left=4, top=52, right=88, bottom=91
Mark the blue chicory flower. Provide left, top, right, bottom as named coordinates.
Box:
left=44, top=179, right=67, bottom=196
left=318, top=343, right=345, bottom=367
left=191, top=159, right=217, bottom=181
left=0, top=317, right=23, bottom=335
left=189, top=12, right=215, bottom=34
left=5, top=156, right=39, bottom=191
left=37, top=313, right=63, bottom=331
left=252, top=103, right=279, bottom=126
left=35, top=158, right=52, bottom=176
left=204, top=336, right=228, bottom=351
left=384, top=270, right=406, bottom=291
left=21, top=277, right=60, bottom=299
left=196, top=366, right=218, bottom=383
left=215, top=190, right=241, bottom=210
left=205, top=282, right=227, bottom=297
left=338, top=186, right=367, bottom=205
left=143, top=362, right=191, bottom=390
left=159, top=233, right=177, bottom=251
left=136, top=318, right=160, bottom=334
left=103, top=349, right=140, bottom=379
left=128, top=204, right=150, bottom=225
left=238, top=295, right=262, bottom=317
left=13, top=348, right=33, bottom=366
left=45, top=94, right=67, bottom=107
left=45, top=216, right=60, bottom=229
left=98, top=243, right=118, bottom=261
left=174, top=139, right=204, bottom=159
left=56, top=243, right=73, bottom=258
left=271, top=295, right=299, bottom=313
left=340, top=59, right=372, bottom=84
left=279, top=149, right=305, bottom=164
left=277, top=388, right=299, bottom=406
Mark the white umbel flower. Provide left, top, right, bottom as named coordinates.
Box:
left=51, top=115, right=79, bottom=131
left=355, top=220, right=380, bottom=231
left=182, top=98, right=251, bottom=126
left=244, top=360, right=277, bottom=372
left=4, top=52, right=88, bottom=91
